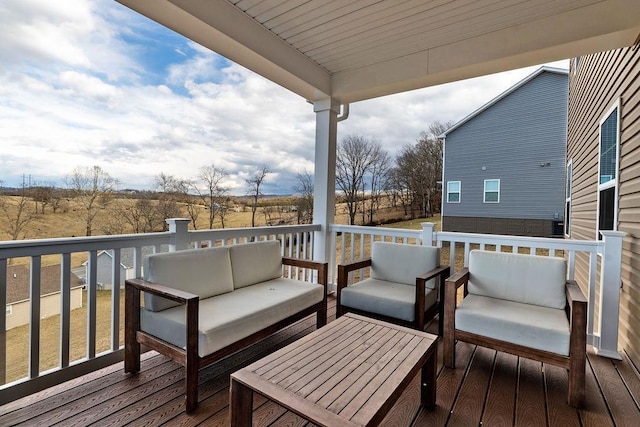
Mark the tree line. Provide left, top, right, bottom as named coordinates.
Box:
left=336, top=120, right=451, bottom=225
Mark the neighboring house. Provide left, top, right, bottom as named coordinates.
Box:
left=440, top=67, right=568, bottom=237
left=83, top=250, right=130, bottom=290
left=566, top=46, right=640, bottom=367
left=6, top=265, right=84, bottom=330
left=84, top=246, right=168, bottom=290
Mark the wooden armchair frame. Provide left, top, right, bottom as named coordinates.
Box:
left=336, top=257, right=450, bottom=333
left=443, top=268, right=587, bottom=407
left=125, top=257, right=328, bottom=413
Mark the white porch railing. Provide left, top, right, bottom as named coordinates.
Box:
left=0, top=220, right=319, bottom=405
left=329, top=223, right=625, bottom=360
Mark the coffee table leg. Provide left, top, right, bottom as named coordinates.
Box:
left=421, top=349, right=437, bottom=409
left=230, top=378, right=253, bottom=427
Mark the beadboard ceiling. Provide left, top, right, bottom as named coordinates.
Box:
left=118, top=0, right=640, bottom=103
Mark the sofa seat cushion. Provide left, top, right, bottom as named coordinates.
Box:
left=340, top=278, right=437, bottom=322
left=143, top=246, right=233, bottom=312
left=140, top=278, right=324, bottom=357
left=455, top=294, right=570, bottom=356
left=370, top=242, right=439, bottom=289
left=468, top=250, right=567, bottom=309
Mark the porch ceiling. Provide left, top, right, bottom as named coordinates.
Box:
left=117, top=0, right=640, bottom=104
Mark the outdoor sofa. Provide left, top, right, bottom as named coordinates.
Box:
left=124, top=240, right=328, bottom=413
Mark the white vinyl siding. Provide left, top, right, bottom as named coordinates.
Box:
left=565, top=159, right=572, bottom=236
left=447, top=181, right=461, bottom=203
left=483, top=179, right=500, bottom=203
left=596, top=102, right=620, bottom=239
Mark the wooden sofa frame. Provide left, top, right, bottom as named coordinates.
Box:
left=336, top=257, right=450, bottom=333
left=443, top=268, right=587, bottom=407
left=125, top=257, right=328, bottom=413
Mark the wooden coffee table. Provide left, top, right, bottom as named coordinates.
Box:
left=230, top=313, right=439, bottom=427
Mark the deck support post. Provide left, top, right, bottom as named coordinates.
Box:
left=595, top=231, right=625, bottom=359
left=312, top=98, right=339, bottom=283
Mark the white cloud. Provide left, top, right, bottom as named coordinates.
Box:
left=0, top=1, right=569, bottom=195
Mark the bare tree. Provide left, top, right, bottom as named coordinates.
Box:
left=154, top=173, right=186, bottom=231
left=0, top=181, right=37, bottom=240
left=196, top=165, right=229, bottom=229
left=394, top=120, right=452, bottom=218
left=293, top=172, right=314, bottom=224
left=336, top=135, right=379, bottom=225
left=246, top=166, right=269, bottom=228
left=368, top=147, right=392, bottom=224
left=66, top=165, right=118, bottom=236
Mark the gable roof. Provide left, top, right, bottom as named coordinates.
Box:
left=439, top=66, right=568, bottom=138
left=7, top=264, right=84, bottom=305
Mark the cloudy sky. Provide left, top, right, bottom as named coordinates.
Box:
left=1, top=0, right=568, bottom=195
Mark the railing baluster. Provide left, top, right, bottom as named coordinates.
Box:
left=87, top=251, right=97, bottom=359
left=587, top=251, right=598, bottom=342
left=0, top=258, right=7, bottom=384
left=29, top=256, right=41, bottom=379
left=111, top=249, right=121, bottom=351
left=60, top=253, right=71, bottom=368
left=464, top=242, right=470, bottom=266
left=449, top=241, right=456, bottom=272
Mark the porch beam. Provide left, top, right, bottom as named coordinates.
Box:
left=312, top=98, right=339, bottom=269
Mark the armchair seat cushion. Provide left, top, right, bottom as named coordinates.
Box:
left=455, top=294, right=570, bottom=356
left=141, top=278, right=324, bottom=357
left=339, top=278, right=437, bottom=322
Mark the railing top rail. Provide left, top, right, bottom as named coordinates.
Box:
left=329, top=224, right=422, bottom=239
left=435, top=231, right=602, bottom=253
left=189, top=224, right=321, bottom=242
left=0, top=232, right=172, bottom=258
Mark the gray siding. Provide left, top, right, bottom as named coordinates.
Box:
left=442, top=71, right=568, bottom=223
left=567, top=47, right=640, bottom=367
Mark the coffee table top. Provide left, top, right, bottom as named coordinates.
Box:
left=231, top=313, right=438, bottom=427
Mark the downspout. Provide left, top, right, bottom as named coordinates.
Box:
left=337, top=104, right=350, bottom=122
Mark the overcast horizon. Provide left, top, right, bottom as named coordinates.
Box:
left=1, top=0, right=569, bottom=195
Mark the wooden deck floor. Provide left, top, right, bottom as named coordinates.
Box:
left=1, top=295, right=639, bottom=426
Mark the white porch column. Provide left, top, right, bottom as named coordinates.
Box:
left=595, top=230, right=626, bottom=359
left=312, top=98, right=340, bottom=265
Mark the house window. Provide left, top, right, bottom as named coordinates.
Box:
left=565, top=160, right=572, bottom=236
left=484, top=179, right=500, bottom=203
left=6, top=305, right=11, bottom=316
left=597, top=102, right=620, bottom=239
left=447, top=181, right=460, bottom=203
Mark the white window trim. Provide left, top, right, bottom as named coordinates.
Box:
left=483, top=179, right=500, bottom=203
left=565, top=159, right=572, bottom=237
left=596, top=100, right=621, bottom=239
left=447, top=181, right=461, bottom=203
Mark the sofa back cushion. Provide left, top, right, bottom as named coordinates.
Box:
left=370, top=242, right=439, bottom=289
left=144, top=246, right=233, bottom=312
left=468, top=250, right=567, bottom=309
left=229, top=240, right=283, bottom=289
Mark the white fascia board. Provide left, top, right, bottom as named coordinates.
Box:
left=332, top=0, right=640, bottom=104
left=117, top=0, right=331, bottom=101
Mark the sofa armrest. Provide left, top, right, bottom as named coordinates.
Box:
left=125, top=278, right=199, bottom=304
left=337, top=258, right=372, bottom=289
left=565, top=280, right=587, bottom=352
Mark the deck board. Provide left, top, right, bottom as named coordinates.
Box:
left=1, top=294, right=639, bottom=427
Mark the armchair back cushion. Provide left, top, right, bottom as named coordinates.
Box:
left=144, top=246, right=234, bottom=312
left=370, top=242, right=439, bottom=289
left=468, top=250, right=567, bottom=309
left=230, top=240, right=283, bottom=289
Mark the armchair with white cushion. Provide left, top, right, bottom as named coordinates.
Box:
left=443, top=250, right=587, bottom=407
left=336, top=241, right=450, bottom=332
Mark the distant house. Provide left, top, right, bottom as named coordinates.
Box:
left=566, top=46, right=640, bottom=366
left=440, top=66, right=568, bottom=237
left=6, top=264, right=84, bottom=330
left=84, top=246, right=168, bottom=290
